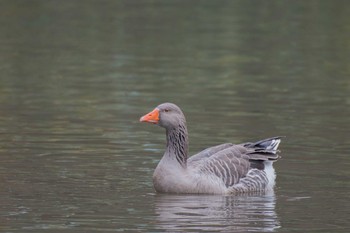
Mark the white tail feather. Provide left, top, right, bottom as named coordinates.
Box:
left=266, top=139, right=281, bottom=151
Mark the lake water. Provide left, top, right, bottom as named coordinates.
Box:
left=0, top=1, right=349, bottom=232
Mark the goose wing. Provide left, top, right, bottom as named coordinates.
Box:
left=194, top=145, right=251, bottom=188
left=189, top=137, right=282, bottom=188
left=188, top=143, right=234, bottom=164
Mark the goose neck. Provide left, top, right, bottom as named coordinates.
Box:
left=165, top=123, right=189, bottom=167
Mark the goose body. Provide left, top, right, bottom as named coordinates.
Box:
left=140, top=103, right=282, bottom=194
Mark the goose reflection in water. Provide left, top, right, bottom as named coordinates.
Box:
left=154, top=191, right=280, bottom=232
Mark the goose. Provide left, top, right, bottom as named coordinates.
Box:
left=140, top=103, right=282, bottom=194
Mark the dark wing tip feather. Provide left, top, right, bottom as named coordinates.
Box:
left=244, top=136, right=283, bottom=162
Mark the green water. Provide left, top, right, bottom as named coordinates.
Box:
left=1, top=1, right=349, bottom=232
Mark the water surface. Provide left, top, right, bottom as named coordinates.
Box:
left=0, top=1, right=349, bottom=232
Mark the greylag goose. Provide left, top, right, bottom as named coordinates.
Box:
left=140, top=103, right=282, bottom=194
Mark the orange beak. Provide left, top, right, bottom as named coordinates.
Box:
left=140, top=108, right=159, bottom=124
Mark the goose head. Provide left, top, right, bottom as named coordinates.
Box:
left=140, top=103, right=186, bottom=130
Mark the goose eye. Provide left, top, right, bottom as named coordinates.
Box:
left=164, top=109, right=170, bottom=112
